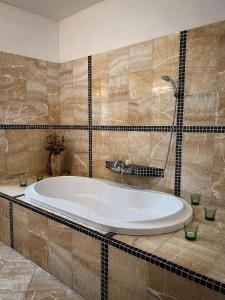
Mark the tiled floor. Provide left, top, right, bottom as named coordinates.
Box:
left=0, top=241, right=84, bottom=300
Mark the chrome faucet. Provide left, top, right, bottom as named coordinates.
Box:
left=112, top=160, right=133, bottom=174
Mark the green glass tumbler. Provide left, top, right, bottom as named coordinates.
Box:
left=184, top=224, right=198, bottom=241
left=190, top=193, right=201, bottom=205
left=204, top=206, right=217, bottom=221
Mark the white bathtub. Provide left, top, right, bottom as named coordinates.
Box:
left=25, top=176, right=193, bottom=235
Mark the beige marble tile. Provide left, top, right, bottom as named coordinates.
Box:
left=212, top=134, right=225, bottom=205
left=93, top=100, right=110, bottom=125
left=29, top=233, right=48, bottom=271
left=1, top=52, right=27, bottom=79
left=129, top=40, right=153, bottom=72
left=109, top=47, right=129, bottom=76
left=72, top=231, right=101, bottom=300
left=73, top=101, right=88, bottom=125
left=92, top=52, right=109, bottom=79
left=187, top=22, right=220, bottom=58
left=64, top=130, right=88, bottom=153
left=1, top=78, right=26, bottom=101
left=48, top=241, right=73, bottom=288
left=73, top=80, right=88, bottom=102
left=217, top=92, right=225, bottom=125
left=26, top=81, right=47, bottom=102
left=48, top=219, right=72, bottom=251
left=129, top=69, right=153, bottom=101
left=0, top=197, right=9, bottom=218
left=28, top=210, right=48, bottom=239
left=218, top=56, right=225, bottom=93
left=59, top=61, right=73, bottom=85
left=26, top=58, right=47, bottom=82
left=152, top=33, right=179, bottom=67
left=92, top=77, right=109, bottom=102
left=0, top=215, right=10, bottom=245
left=109, top=74, right=129, bottom=101
left=70, top=152, right=88, bottom=177
left=108, top=99, right=128, bottom=125
left=0, top=255, right=35, bottom=293
left=182, top=133, right=214, bottom=168
left=72, top=57, right=88, bottom=82
left=60, top=82, right=73, bottom=107
left=184, top=93, right=217, bottom=125
left=14, top=219, right=30, bottom=258
left=185, top=70, right=217, bottom=96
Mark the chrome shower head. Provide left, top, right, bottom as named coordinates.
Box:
left=161, top=75, right=178, bottom=98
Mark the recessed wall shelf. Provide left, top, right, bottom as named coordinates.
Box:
left=106, top=161, right=164, bottom=177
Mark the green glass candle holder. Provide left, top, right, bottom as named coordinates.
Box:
left=190, top=193, right=201, bottom=205
left=19, top=177, right=27, bottom=187
left=37, top=174, right=44, bottom=181
left=204, top=206, right=217, bottom=221
left=184, top=224, right=198, bottom=241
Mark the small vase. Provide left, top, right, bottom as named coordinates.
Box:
left=51, top=153, right=64, bottom=176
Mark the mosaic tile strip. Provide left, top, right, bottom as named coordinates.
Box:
left=183, top=126, right=225, bottom=133
left=1, top=124, right=225, bottom=133
left=8, top=201, right=14, bottom=249
left=174, top=31, right=187, bottom=197
left=101, top=232, right=115, bottom=300
left=0, top=124, right=89, bottom=130
left=88, top=56, right=93, bottom=178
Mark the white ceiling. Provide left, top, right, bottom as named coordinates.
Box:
left=1, top=0, right=104, bottom=20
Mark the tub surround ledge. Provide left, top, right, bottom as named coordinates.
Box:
left=0, top=185, right=225, bottom=299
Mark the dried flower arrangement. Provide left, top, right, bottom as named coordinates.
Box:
left=45, top=133, right=64, bottom=175
left=45, top=133, right=64, bottom=155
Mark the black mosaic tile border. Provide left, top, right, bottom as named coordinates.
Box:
left=0, top=124, right=89, bottom=130
left=101, top=232, right=115, bottom=300
left=91, top=125, right=177, bottom=132
left=88, top=56, right=93, bottom=178
left=183, top=126, right=225, bottom=133
left=174, top=31, right=187, bottom=197
left=1, top=124, right=225, bottom=133
left=9, top=201, right=14, bottom=249
left=0, top=191, right=224, bottom=296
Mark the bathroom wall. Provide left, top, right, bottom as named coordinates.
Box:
left=59, top=0, right=225, bottom=62
left=0, top=19, right=225, bottom=206
left=59, top=19, right=225, bottom=206
left=0, top=2, right=59, bottom=62
left=0, top=52, right=60, bottom=180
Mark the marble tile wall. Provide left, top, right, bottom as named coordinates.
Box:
left=0, top=52, right=60, bottom=125
left=0, top=52, right=60, bottom=180
left=13, top=203, right=101, bottom=300
left=0, top=130, right=48, bottom=181
left=0, top=197, right=9, bottom=245
left=181, top=21, right=225, bottom=203
left=108, top=246, right=225, bottom=300
left=1, top=20, right=225, bottom=202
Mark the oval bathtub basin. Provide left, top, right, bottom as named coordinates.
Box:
left=25, top=176, right=193, bottom=235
